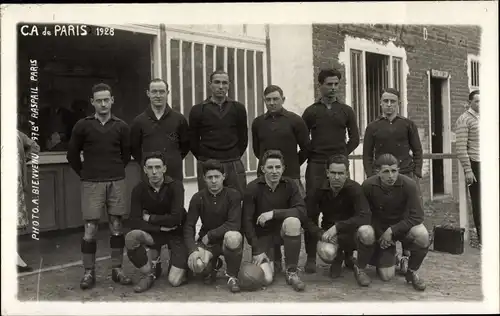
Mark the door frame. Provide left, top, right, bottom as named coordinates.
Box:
left=427, top=70, right=453, bottom=199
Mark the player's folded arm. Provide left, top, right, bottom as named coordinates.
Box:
left=272, top=180, right=307, bottom=221
left=148, top=181, right=186, bottom=228
left=206, top=190, right=242, bottom=242
left=390, top=181, right=424, bottom=235
left=336, top=185, right=372, bottom=233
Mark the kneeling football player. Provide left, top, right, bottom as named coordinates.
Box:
left=243, top=149, right=306, bottom=292
left=362, top=153, right=430, bottom=291
left=305, top=154, right=375, bottom=286
left=125, top=151, right=188, bottom=293
left=184, top=159, right=244, bottom=293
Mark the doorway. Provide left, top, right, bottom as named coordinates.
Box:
left=17, top=24, right=155, bottom=152
left=430, top=77, right=445, bottom=195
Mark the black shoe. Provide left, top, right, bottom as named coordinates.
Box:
left=304, top=257, right=316, bottom=274
left=134, top=274, right=156, bottom=293
left=80, top=269, right=96, bottom=290
left=203, top=259, right=219, bottom=285
left=405, top=270, right=426, bottom=291
left=111, top=268, right=133, bottom=285
left=227, top=276, right=241, bottom=293
left=353, top=265, right=371, bottom=287
left=17, top=265, right=33, bottom=273
left=285, top=269, right=306, bottom=292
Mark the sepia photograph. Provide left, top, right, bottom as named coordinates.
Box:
left=1, top=2, right=499, bottom=315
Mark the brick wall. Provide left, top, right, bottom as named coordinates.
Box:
left=311, top=24, right=481, bottom=203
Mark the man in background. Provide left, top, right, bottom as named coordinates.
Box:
left=456, top=90, right=481, bottom=245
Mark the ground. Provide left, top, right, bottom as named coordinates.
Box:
left=16, top=199, right=482, bottom=302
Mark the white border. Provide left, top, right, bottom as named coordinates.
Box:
left=1, top=2, right=499, bottom=315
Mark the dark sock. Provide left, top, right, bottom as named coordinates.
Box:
left=304, top=230, right=318, bottom=260
left=283, top=235, right=301, bottom=271
left=356, top=239, right=375, bottom=269
left=408, top=244, right=429, bottom=271
left=223, top=246, right=243, bottom=277
left=81, top=239, right=97, bottom=270
left=110, top=234, right=125, bottom=269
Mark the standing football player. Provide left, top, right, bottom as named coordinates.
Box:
left=251, top=84, right=310, bottom=273
left=67, top=83, right=132, bottom=290
left=362, top=88, right=423, bottom=272
left=125, top=151, right=188, bottom=293
left=362, top=154, right=429, bottom=291
left=243, top=150, right=307, bottom=292
left=189, top=70, right=248, bottom=196
left=184, top=159, right=244, bottom=293
left=130, top=78, right=190, bottom=181
left=305, top=154, right=374, bottom=286
left=302, top=68, right=360, bottom=273
left=456, top=90, right=480, bottom=245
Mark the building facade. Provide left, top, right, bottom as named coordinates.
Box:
left=18, top=23, right=480, bottom=233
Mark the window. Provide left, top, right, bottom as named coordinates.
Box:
left=347, top=42, right=406, bottom=136
left=468, top=54, right=480, bottom=91
left=167, top=35, right=267, bottom=179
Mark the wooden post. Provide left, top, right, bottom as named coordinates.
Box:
left=458, top=163, right=469, bottom=241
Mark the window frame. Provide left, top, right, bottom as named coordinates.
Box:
left=467, top=53, right=480, bottom=92
left=343, top=35, right=408, bottom=138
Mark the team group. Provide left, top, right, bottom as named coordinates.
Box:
left=63, top=68, right=478, bottom=295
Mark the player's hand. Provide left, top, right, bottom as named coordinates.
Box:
left=201, top=234, right=209, bottom=246
left=188, top=249, right=204, bottom=273
left=142, top=211, right=151, bottom=222
left=256, top=211, right=274, bottom=227
left=321, top=226, right=338, bottom=243
left=252, top=253, right=269, bottom=266
left=379, top=228, right=393, bottom=249
left=465, top=170, right=477, bottom=186
left=160, top=226, right=177, bottom=232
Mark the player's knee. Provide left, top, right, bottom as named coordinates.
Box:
left=282, top=217, right=301, bottom=236
left=83, top=221, right=99, bottom=241
left=409, top=224, right=430, bottom=248
left=317, top=240, right=337, bottom=264
left=109, top=216, right=123, bottom=235
left=223, top=231, right=243, bottom=250
left=378, top=267, right=395, bottom=281
left=168, top=267, right=186, bottom=287
left=357, top=225, right=375, bottom=245
left=125, top=230, right=143, bottom=249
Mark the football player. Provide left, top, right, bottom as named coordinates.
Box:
left=305, top=154, right=374, bottom=286
left=243, top=149, right=307, bottom=292
left=184, top=159, right=244, bottom=293
left=362, top=153, right=429, bottom=291
left=67, top=83, right=132, bottom=290
left=125, top=151, right=188, bottom=293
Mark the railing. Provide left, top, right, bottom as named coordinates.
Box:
left=347, top=153, right=470, bottom=241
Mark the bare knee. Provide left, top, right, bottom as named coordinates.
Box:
left=409, top=224, right=430, bottom=248
left=357, top=225, right=375, bottom=245
left=223, top=231, right=243, bottom=250
left=168, top=267, right=186, bottom=287
left=83, top=221, right=99, bottom=241
left=378, top=267, right=395, bottom=281
left=109, top=215, right=123, bottom=235
left=317, top=241, right=338, bottom=264
left=282, top=217, right=301, bottom=236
